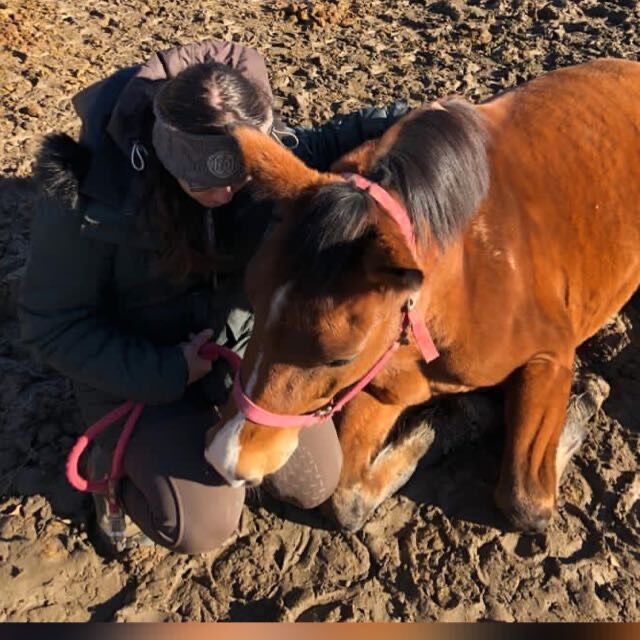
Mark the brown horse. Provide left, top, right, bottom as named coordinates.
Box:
left=204, top=59, right=640, bottom=532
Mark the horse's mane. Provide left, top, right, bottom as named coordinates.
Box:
left=286, top=98, right=490, bottom=291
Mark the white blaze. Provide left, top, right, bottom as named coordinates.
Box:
left=205, top=282, right=292, bottom=484
left=204, top=352, right=264, bottom=485
left=266, top=282, right=291, bottom=329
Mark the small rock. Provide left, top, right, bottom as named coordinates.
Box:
left=514, top=532, right=547, bottom=558
left=484, top=597, right=515, bottom=622
left=18, top=104, right=41, bottom=118
left=43, top=536, right=69, bottom=560
left=607, top=10, right=629, bottom=26
left=11, top=50, right=27, bottom=63
left=462, top=73, right=477, bottom=90
left=585, top=5, right=609, bottom=19
left=288, top=91, right=309, bottom=110
left=537, top=4, right=559, bottom=21
left=26, top=604, right=68, bottom=623
left=429, top=0, right=463, bottom=21
left=477, top=28, right=493, bottom=44
left=0, top=515, right=21, bottom=540
left=579, top=313, right=631, bottom=365
left=564, top=21, right=590, bottom=33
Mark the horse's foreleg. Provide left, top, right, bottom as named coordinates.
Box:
left=496, top=356, right=574, bottom=532
left=330, top=392, right=413, bottom=531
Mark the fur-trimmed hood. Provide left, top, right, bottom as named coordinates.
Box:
left=32, top=133, right=90, bottom=209
left=32, top=40, right=274, bottom=213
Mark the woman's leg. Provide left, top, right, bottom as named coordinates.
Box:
left=119, top=396, right=246, bottom=554
left=264, top=418, right=343, bottom=509
left=76, top=384, right=339, bottom=549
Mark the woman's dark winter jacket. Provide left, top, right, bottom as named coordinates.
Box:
left=19, top=40, right=409, bottom=412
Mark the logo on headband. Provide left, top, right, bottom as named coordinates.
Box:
left=207, top=151, right=240, bottom=180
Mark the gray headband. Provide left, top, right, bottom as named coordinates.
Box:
left=151, top=105, right=245, bottom=189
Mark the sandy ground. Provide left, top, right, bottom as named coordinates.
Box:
left=1, top=0, right=639, bottom=622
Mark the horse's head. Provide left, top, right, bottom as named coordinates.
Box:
left=204, top=101, right=489, bottom=487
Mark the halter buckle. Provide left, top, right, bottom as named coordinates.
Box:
left=399, top=301, right=413, bottom=345
left=313, top=400, right=335, bottom=419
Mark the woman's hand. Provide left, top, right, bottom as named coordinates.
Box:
left=181, top=328, right=215, bottom=385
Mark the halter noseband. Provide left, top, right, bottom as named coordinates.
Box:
left=230, top=173, right=440, bottom=428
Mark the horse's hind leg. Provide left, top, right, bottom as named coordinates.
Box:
left=556, top=373, right=609, bottom=488
left=495, top=355, right=574, bottom=532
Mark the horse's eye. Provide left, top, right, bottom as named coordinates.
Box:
left=327, top=357, right=355, bottom=368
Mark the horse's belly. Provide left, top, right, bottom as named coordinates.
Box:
left=573, top=253, right=640, bottom=343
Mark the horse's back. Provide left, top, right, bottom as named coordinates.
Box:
left=478, top=59, right=640, bottom=344
left=481, top=58, right=640, bottom=115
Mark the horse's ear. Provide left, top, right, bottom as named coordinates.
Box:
left=230, top=125, right=336, bottom=199
left=363, top=224, right=424, bottom=293
left=330, top=139, right=379, bottom=174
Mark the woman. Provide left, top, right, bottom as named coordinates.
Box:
left=19, top=40, right=410, bottom=554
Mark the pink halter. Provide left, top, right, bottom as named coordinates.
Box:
left=231, top=173, right=439, bottom=428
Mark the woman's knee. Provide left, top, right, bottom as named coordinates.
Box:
left=119, top=397, right=246, bottom=554
left=122, top=476, right=245, bottom=554
left=266, top=418, right=343, bottom=509
left=171, top=482, right=245, bottom=554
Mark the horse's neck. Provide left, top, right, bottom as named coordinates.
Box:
left=418, top=209, right=513, bottom=353
left=418, top=237, right=467, bottom=350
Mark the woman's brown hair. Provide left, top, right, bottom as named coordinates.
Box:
left=142, top=61, right=273, bottom=282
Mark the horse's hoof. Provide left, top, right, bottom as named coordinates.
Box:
left=494, top=486, right=554, bottom=533
left=330, top=488, right=371, bottom=532
left=508, top=511, right=551, bottom=534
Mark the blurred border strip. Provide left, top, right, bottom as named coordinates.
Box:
left=2, top=623, right=640, bottom=638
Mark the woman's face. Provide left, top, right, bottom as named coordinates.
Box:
left=178, top=179, right=248, bottom=208
left=174, top=114, right=273, bottom=208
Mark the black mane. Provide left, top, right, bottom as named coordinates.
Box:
left=286, top=98, right=490, bottom=291
left=286, top=183, right=373, bottom=292
left=368, top=98, right=490, bottom=245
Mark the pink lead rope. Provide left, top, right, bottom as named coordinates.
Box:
left=65, top=344, right=241, bottom=498
left=65, top=174, right=439, bottom=500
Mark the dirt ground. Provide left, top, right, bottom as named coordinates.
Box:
left=1, top=0, right=639, bottom=622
